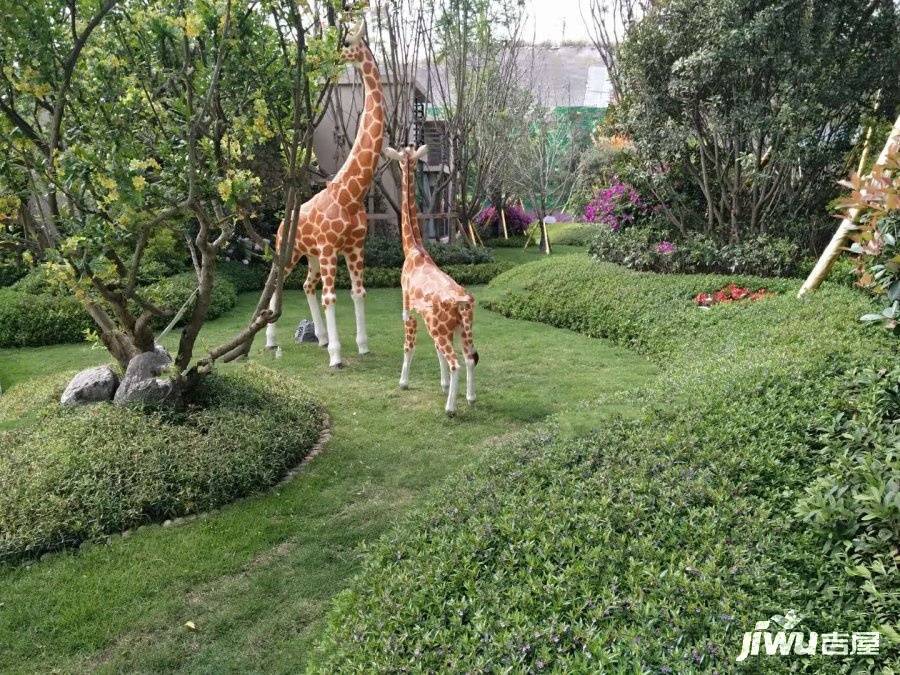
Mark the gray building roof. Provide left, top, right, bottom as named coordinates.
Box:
left=413, top=44, right=610, bottom=111
left=516, top=44, right=610, bottom=108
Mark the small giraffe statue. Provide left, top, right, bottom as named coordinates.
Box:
left=266, top=20, right=384, bottom=368
left=384, top=145, right=478, bottom=415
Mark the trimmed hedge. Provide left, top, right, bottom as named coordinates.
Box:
left=0, top=364, right=325, bottom=563
left=0, top=288, right=94, bottom=347
left=589, top=227, right=804, bottom=278
left=142, top=271, right=237, bottom=326
left=220, top=260, right=514, bottom=294
left=1, top=259, right=505, bottom=348
left=365, top=236, right=494, bottom=268
left=0, top=273, right=237, bottom=348
left=219, top=260, right=270, bottom=293
left=314, top=257, right=897, bottom=672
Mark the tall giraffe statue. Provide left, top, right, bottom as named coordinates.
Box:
left=384, top=145, right=478, bottom=415
left=266, top=20, right=384, bottom=368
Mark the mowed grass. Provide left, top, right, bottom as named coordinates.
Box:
left=0, top=280, right=655, bottom=672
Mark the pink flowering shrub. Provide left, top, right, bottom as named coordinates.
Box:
left=583, top=177, right=651, bottom=231
left=656, top=241, right=676, bottom=255
left=475, top=204, right=535, bottom=237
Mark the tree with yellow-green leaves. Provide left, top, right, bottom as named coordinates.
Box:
left=0, top=0, right=345, bottom=391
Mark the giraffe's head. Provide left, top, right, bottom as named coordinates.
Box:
left=341, top=19, right=367, bottom=67
left=384, top=145, right=428, bottom=169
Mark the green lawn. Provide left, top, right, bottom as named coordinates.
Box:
left=490, top=242, right=583, bottom=266
left=0, top=279, right=654, bottom=672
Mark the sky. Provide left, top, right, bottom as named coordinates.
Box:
left=523, top=0, right=593, bottom=44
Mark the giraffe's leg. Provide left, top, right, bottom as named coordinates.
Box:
left=436, top=346, right=449, bottom=393
left=265, top=285, right=281, bottom=350
left=303, top=257, right=327, bottom=347
left=459, top=304, right=478, bottom=404
left=320, top=253, right=342, bottom=367
left=436, top=334, right=460, bottom=416
left=399, top=314, right=417, bottom=389
left=345, top=250, right=368, bottom=355
left=426, top=310, right=449, bottom=392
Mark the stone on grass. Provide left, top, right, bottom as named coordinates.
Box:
left=294, top=318, right=318, bottom=343
left=113, top=346, right=182, bottom=407
left=60, top=365, right=119, bottom=406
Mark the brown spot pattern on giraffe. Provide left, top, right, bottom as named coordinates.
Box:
left=395, top=153, right=477, bottom=373
left=274, top=39, right=384, bottom=307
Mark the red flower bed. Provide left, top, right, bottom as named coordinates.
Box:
left=694, top=283, right=774, bottom=307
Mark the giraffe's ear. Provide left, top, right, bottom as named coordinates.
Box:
left=413, top=144, right=429, bottom=161
left=383, top=147, right=403, bottom=162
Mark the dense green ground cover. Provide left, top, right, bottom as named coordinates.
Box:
left=0, top=277, right=654, bottom=671
left=314, top=256, right=898, bottom=672
left=0, top=366, right=324, bottom=563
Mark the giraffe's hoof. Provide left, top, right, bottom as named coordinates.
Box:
left=358, top=348, right=370, bottom=356
left=330, top=361, right=344, bottom=370
left=263, top=345, right=279, bottom=354
left=318, top=341, right=329, bottom=349
left=445, top=409, right=456, bottom=418
left=399, top=382, right=409, bottom=390
left=467, top=397, right=476, bottom=406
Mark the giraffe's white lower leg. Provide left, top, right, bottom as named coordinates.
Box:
left=306, top=292, right=327, bottom=346
left=436, top=348, right=449, bottom=393
left=465, top=358, right=476, bottom=404
left=352, top=292, right=369, bottom=355
left=399, top=347, right=414, bottom=389
left=445, top=366, right=460, bottom=415
left=265, top=294, right=279, bottom=349
left=324, top=302, right=342, bottom=367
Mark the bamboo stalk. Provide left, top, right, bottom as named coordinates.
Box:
left=466, top=220, right=478, bottom=247
left=856, top=124, right=875, bottom=175
left=797, top=115, right=900, bottom=298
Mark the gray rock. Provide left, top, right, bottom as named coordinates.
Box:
left=113, top=347, right=182, bottom=407
left=60, top=365, right=119, bottom=406
left=294, top=318, right=319, bottom=343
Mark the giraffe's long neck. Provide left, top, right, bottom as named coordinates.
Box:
left=400, top=156, right=425, bottom=256
left=332, top=45, right=384, bottom=202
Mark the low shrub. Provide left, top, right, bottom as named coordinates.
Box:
left=218, top=260, right=270, bottom=293
left=11, top=265, right=69, bottom=296
left=590, top=226, right=804, bottom=278
left=314, top=257, right=896, bottom=671
left=486, top=235, right=528, bottom=248
left=0, top=364, right=325, bottom=563
left=1, top=270, right=238, bottom=348
left=143, top=272, right=237, bottom=326
left=795, top=364, right=899, bottom=628
left=0, top=263, right=26, bottom=288
left=284, top=261, right=512, bottom=291
left=364, top=236, right=494, bottom=268
left=0, top=288, right=93, bottom=348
